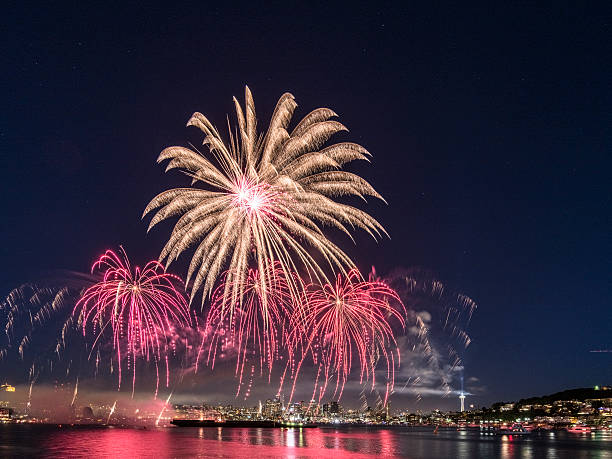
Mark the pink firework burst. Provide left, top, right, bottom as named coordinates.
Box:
left=203, top=261, right=302, bottom=396
left=291, top=269, right=405, bottom=405
left=74, top=248, right=191, bottom=396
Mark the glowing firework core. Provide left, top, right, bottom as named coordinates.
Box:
left=232, top=178, right=272, bottom=216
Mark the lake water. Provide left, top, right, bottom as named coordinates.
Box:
left=0, top=425, right=611, bottom=458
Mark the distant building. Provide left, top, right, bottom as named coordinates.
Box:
left=174, top=404, right=205, bottom=420
left=263, top=397, right=282, bottom=419
left=500, top=403, right=515, bottom=412
left=0, top=407, right=11, bottom=422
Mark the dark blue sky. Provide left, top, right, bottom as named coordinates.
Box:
left=1, top=2, right=611, bottom=407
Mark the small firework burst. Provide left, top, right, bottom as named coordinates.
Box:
left=74, top=248, right=191, bottom=396
left=289, top=269, right=404, bottom=404
left=204, top=261, right=302, bottom=395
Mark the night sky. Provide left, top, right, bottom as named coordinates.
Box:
left=1, top=2, right=611, bottom=409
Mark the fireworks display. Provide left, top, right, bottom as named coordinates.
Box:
left=0, top=87, right=478, bottom=414
left=74, top=248, right=192, bottom=396
left=288, top=269, right=405, bottom=405
left=143, top=86, right=386, bottom=308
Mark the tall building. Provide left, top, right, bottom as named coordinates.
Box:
left=458, top=375, right=468, bottom=413
left=263, top=397, right=282, bottom=419
left=459, top=393, right=466, bottom=412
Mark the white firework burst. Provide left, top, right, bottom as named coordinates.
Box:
left=144, top=86, right=387, bottom=308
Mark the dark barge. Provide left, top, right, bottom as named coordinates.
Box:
left=171, top=419, right=318, bottom=428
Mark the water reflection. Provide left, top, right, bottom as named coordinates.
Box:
left=500, top=436, right=515, bottom=458
left=285, top=428, right=296, bottom=448
left=0, top=425, right=608, bottom=458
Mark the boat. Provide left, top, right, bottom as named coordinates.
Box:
left=171, top=419, right=318, bottom=428
left=567, top=424, right=592, bottom=434
left=497, top=423, right=531, bottom=435
left=280, top=421, right=318, bottom=428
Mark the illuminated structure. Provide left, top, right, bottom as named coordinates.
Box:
left=0, top=408, right=10, bottom=422
left=263, top=397, right=282, bottom=420
left=459, top=375, right=466, bottom=412
left=322, top=401, right=341, bottom=416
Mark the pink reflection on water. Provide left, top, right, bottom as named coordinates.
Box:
left=378, top=429, right=395, bottom=456
left=41, top=426, right=399, bottom=458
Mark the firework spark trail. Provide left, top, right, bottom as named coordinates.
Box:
left=106, top=400, right=117, bottom=425
left=2, top=284, right=84, bottom=361
left=144, top=86, right=387, bottom=310
left=95, top=350, right=101, bottom=377
left=287, top=269, right=404, bottom=405
left=156, top=391, right=173, bottom=426
left=27, top=376, right=36, bottom=411
left=204, top=262, right=302, bottom=394
left=74, top=248, right=191, bottom=396
left=71, top=377, right=79, bottom=407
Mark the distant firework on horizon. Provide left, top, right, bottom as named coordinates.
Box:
left=0, top=273, right=95, bottom=382
left=383, top=267, right=477, bottom=398
left=74, top=248, right=192, bottom=396
left=144, top=86, right=387, bottom=309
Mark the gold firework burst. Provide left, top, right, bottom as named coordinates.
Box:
left=144, top=86, right=386, bottom=307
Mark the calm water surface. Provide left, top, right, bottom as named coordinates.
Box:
left=0, top=425, right=611, bottom=458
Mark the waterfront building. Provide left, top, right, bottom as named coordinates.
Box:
left=263, top=397, right=282, bottom=419
left=0, top=407, right=11, bottom=422
left=174, top=404, right=205, bottom=420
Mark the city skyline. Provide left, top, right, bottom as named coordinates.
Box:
left=2, top=377, right=611, bottom=427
